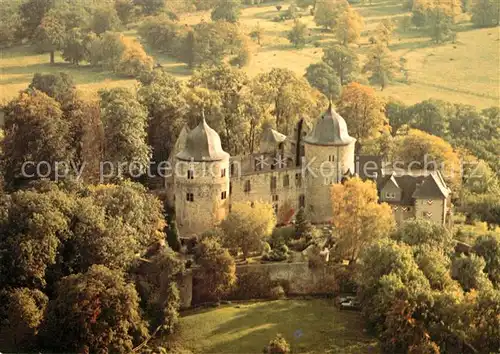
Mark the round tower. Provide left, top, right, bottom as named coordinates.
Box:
left=175, top=118, right=230, bottom=237
left=303, top=102, right=356, bottom=224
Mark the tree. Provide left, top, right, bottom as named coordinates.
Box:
left=116, top=38, right=154, bottom=78
left=211, top=0, right=241, bottom=23
left=375, top=18, right=395, bottom=45
left=34, top=12, right=66, bottom=64
left=132, top=246, right=185, bottom=331
left=336, top=83, right=388, bottom=142
left=220, top=201, right=276, bottom=259
left=468, top=288, right=500, bottom=352
left=473, top=232, right=500, bottom=286
left=29, top=72, right=76, bottom=105
left=87, top=31, right=126, bottom=69
left=115, top=0, right=135, bottom=25
left=331, top=178, right=395, bottom=263
left=305, top=62, right=342, bottom=99
left=195, top=237, right=236, bottom=300
left=0, top=90, right=71, bottom=188
left=263, top=333, right=291, bottom=354
left=139, top=70, right=187, bottom=164
left=321, top=44, right=359, bottom=85
left=134, top=0, right=166, bottom=15
left=393, top=129, right=462, bottom=191
left=427, top=6, right=455, bottom=43
left=90, top=5, right=121, bottom=35
left=451, top=254, right=492, bottom=291
left=294, top=207, right=315, bottom=243
left=314, top=0, right=348, bottom=30
left=41, top=265, right=149, bottom=353
left=0, top=188, right=74, bottom=288
left=19, top=0, right=54, bottom=39
left=99, top=88, right=151, bottom=178
left=335, top=6, right=364, bottom=45
left=406, top=99, right=453, bottom=137
left=0, top=0, right=22, bottom=48
left=392, top=218, right=452, bottom=249
left=250, top=22, right=264, bottom=45
left=252, top=68, right=325, bottom=134
left=385, top=99, right=409, bottom=134
left=166, top=220, right=182, bottom=252
left=362, top=42, right=398, bottom=90
left=287, top=19, right=308, bottom=48
left=61, top=28, right=92, bottom=65
left=471, top=0, right=499, bottom=27
left=3, top=288, right=48, bottom=351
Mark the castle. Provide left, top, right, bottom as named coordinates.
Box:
left=166, top=103, right=452, bottom=237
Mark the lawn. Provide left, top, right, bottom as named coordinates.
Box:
left=166, top=299, right=380, bottom=353
left=0, top=0, right=498, bottom=108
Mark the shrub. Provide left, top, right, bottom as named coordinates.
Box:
left=270, top=285, right=286, bottom=299
left=227, top=269, right=274, bottom=300
left=263, top=333, right=290, bottom=354
left=270, top=226, right=294, bottom=248
left=262, top=244, right=289, bottom=262
left=116, top=39, right=154, bottom=78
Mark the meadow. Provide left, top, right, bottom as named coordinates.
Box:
left=166, top=299, right=380, bottom=353
left=0, top=0, right=498, bottom=108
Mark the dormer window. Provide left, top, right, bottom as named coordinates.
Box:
left=385, top=192, right=396, bottom=199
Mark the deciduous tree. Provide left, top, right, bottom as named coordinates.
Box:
left=220, top=201, right=276, bottom=259
left=211, top=0, right=241, bottom=23
left=305, top=62, right=342, bottom=99
left=287, top=19, right=308, bottom=48
left=331, top=178, right=395, bottom=263
left=321, top=44, right=359, bottom=85
left=336, top=83, right=388, bottom=142
left=314, top=0, right=348, bottom=30
left=335, top=6, right=364, bottom=45
left=362, top=42, right=398, bottom=90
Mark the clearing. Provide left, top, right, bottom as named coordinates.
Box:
left=166, top=299, right=379, bottom=353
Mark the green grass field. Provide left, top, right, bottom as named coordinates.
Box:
left=166, top=299, right=379, bottom=353
left=0, top=0, right=498, bottom=108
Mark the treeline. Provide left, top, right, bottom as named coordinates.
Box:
left=356, top=218, right=500, bottom=353
left=138, top=16, right=251, bottom=68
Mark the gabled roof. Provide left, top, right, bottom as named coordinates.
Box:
left=262, top=127, right=287, bottom=144
left=304, top=102, right=356, bottom=146
left=412, top=171, right=450, bottom=199
left=176, top=119, right=229, bottom=162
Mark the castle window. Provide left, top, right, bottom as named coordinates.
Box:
left=270, top=176, right=277, bottom=191
left=186, top=193, right=194, bottom=202
left=221, top=191, right=227, bottom=200
left=273, top=204, right=278, bottom=214
left=385, top=192, right=396, bottom=199
left=229, top=182, right=232, bottom=195
left=299, top=194, right=305, bottom=208
left=283, top=174, right=290, bottom=187
left=244, top=180, right=251, bottom=193
left=230, top=163, right=235, bottom=175
left=187, top=169, right=194, bottom=179
left=221, top=168, right=226, bottom=178
left=295, top=173, right=302, bottom=187
left=272, top=195, right=279, bottom=202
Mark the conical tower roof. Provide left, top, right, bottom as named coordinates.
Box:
left=176, top=118, right=229, bottom=162
left=304, top=102, right=355, bottom=146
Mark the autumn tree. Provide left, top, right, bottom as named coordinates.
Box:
left=40, top=265, right=149, bottom=353
left=331, top=178, right=395, bottom=263
left=99, top=88, right=151, bottom=178
left=393, top=129, right=461, bottom=191
left=305, top=62, right=342, bottom=99
left=472, top=0, right=500, bottom=26
left=374, top=18, right=395, bottom=45
left=194, top=237, right=236, bottom=301
left=287, top=19, right=308, bottom=48
left=0, top=90, right=71, bottom=188
left=252, top=68, right=325, bottom=134
left=116, top=37, right=154, bottom=78
left=221, top=201, right=276, bottom=259
left=336, top=83, right=388, bottom=142
left=335, top=6, right=364, bottom=45
left=362, top=42, right=399, bottom=90
left=473, top=232, right=500, bottom=286
left=34, top=12, right=66, bottom=64
left=211, top=0, right=241, bottom=23
left=321, top=44, right=359, bottom=85
left=314, top=0, right=348, bottom=30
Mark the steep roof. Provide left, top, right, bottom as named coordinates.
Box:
left=303, top=102, right=356, bottom=146
left=262, top=127, right=287, bottom=144
left=176, top=119, right=229, bottom=162
left=412, top=171, right=450, bottom=199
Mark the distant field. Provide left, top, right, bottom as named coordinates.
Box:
left=166, top=299, right=379, bottom=353
left=0, top=0, right=498, bottom=108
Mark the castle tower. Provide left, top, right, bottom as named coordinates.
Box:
left=303, top=102, right=356, bottom=223
left=175, top=118, right=230, bottom=237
